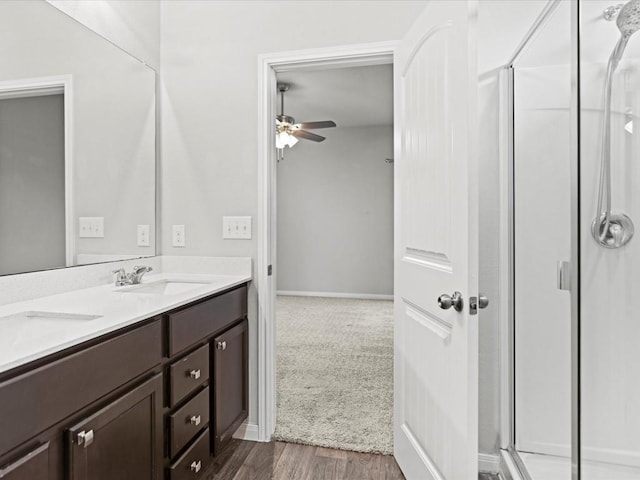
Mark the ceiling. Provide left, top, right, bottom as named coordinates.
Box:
left=276, top=64, right=393, bottom=128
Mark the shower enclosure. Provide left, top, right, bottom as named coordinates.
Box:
left=505, top=1, right=640, bottom=479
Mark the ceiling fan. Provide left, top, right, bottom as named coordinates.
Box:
left=275, top=83, right=336, bottom=150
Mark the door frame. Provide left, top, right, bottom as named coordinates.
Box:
left=0, top=75, right=75, bottom=266
left=255, top=41, right=396, bottom=442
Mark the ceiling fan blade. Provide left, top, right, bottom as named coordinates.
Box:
left=292, top=130, right=326, bottom=142
left=294, top=121, right=336, bottom=130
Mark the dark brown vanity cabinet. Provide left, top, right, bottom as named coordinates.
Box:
left=67, top=374, right=163, bottom=480
left=0, top=442, right=50, bottom=479
left=164, top=284, right=248, bottom=479
left=0, top=282, right=249, bottom=480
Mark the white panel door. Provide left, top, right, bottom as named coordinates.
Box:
left=393, top=2, right=479, bottom=479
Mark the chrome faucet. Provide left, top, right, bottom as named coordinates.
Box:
left=112, top=265, right=153, bottom=286
left=130, top=265, right=153, bottom=284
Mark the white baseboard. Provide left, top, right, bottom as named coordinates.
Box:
left=277, top=290, right=393, bottom=300
left=233, top=422, right=261, bottom=442
left=479, top=453, right=501, bottom=473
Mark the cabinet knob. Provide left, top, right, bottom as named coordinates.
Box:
left=77, top=429, right=94, bottom=448
left=189, top=369, right=201, bottom=380
left=216, top=341, right=227, bottom=351
left=190, top=460, right=202, bottom=473
left=189, top=415, right=201, bottom=426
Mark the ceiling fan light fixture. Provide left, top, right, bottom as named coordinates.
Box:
left=274, top=83, right=335, bottom=153
left=275, top=130, right=298, bottom=149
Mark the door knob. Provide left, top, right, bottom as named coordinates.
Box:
left=437, top=291, right=463, bottom=312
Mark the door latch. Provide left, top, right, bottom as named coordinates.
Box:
left=469, top=294, right=489, bottom=315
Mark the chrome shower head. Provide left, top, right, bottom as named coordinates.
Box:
left=617, top=0, right=640, bottom=36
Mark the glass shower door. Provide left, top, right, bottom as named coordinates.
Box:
left=579, top=1, right=640, bottom=478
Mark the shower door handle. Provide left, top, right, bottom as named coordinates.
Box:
left=557, top=261, right=571, bottom=291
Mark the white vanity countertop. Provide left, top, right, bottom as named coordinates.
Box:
left=0, top=272, right=251, bottom=375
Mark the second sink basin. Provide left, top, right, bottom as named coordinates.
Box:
left=120, top=280, right=210, bottom=295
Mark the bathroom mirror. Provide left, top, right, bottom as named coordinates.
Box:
left=0, top=1, right=156, bottom=276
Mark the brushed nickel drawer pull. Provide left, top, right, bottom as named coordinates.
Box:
left=77, top=429, right=94, bottom=448
left=190, top=460, right=202, bottom=473
left=216, top=341, right=226, bottom=350
left=189, top=369, right=201, bottom=380
left=189, top=415, right=201, bottom=426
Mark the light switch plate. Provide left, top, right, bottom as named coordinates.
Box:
left=223, top=216, right=251, bottom=239
left=172, top=225, right=185, bottom=247
left=137, top=225, right=150, bottom=247
left=79, top=217, right=104, bottom=238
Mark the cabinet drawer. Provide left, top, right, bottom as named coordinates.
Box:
left=0, top=321, right=161, bottom=457
left=168, top=428, right=210, bottom=480
left=167, top=285, right=247, bottom=356
left=168, top=344, right=209, bottom=407
left=0, top=443, right=49, bottom=479
left=169, top=387, right=210, bottom=458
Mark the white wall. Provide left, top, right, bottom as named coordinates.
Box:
left=46, top=0, right=160, bottom=70
left=160, top=0, right=427, bottom=426
left=277, top=126, right=393, bottom=297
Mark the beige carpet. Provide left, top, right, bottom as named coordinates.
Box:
left=273, top=295, right=394, bottom=454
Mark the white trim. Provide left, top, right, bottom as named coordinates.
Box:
left=276, top=290, right=393, bottom=301
left=498, top=67, right=512, bottom=450
left=479, top=453, right=501, bottom=474
left=257, top=41, right=397, bottom=444
left=0, top=75, right=74, bottom=267
left=500, top=450, right=525, bottom=480
left=232, top=422, right=261, bottom=442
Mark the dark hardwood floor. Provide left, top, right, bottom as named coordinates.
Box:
left=203, top=439, right=405, bottom=480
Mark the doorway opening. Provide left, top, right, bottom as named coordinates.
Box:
left=272, top=63, right=394, bottom=453
left=256, top=41, right=396, bottom=445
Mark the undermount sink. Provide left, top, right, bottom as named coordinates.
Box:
left=0, top=311, right=102, bottom=323
left=119, top=280, right=210, bottom=295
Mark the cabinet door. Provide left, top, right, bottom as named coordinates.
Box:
left=67, top=374, right=163, bottom=480
left=0, top=443, right=49, bottom=479
left=212, top=319, right=248, bottom=454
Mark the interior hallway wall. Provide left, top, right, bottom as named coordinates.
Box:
left=160, top=0, right=427, bottom=428
left=276, top=126, right=393, bottom=297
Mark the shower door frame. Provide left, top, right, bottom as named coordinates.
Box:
left=500, top=1, right=582, bottom=479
